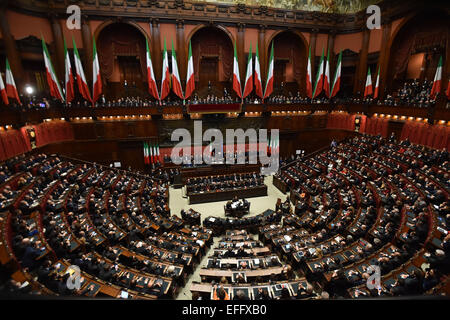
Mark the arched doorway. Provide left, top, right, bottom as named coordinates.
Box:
left=387, top=11, right=448, bottom=90
left=96, top=23, right=148, bottom=100
left=267, top=31, right=308, bottom=96
left=190, top=26, right=234, bottom=97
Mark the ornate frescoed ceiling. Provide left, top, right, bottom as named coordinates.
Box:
left=192, top=0, right=382, bottom=13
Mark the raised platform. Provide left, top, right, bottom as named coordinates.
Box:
left=179, top=163, right=261, bottom=183
left=188, top=185, right=268, bottom=204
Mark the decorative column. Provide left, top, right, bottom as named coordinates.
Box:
left=150, top=18, right=162, bottom=80
left=49, top=14, right=66, bottom=82
left=176, top=20, right=186, bottom=82
left=309, top=28, right=319, bottom=74
left=81, top=16, right=93, bottom=83
left=326, top=29, right=336, bottom=72
left=258, top=24, right=266, bottom=81
left=354, top=28, right=370, bottom=95
left=0, top=7, right=24, bottom=84
left=378, top=18, right=391, bottom=99
left=443, top=25, right=450, bottom=99
left=237, top=23, right=245, bottom=82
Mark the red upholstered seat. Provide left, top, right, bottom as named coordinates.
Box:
left=0, top=133, right=8, bottom=161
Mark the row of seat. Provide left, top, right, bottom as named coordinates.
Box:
left=272, top=134, right=449, bottom=297
left=0, top=122, right=74, bottom=161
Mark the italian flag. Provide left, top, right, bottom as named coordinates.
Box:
left=153, top=144, right=157, bottom=164
left=263, top=42, right=274, bottom=100
left=274, top=136, right=279, bottom=154
left=0, top=72, right=8, bottom=105
left=42, top=38, right=64, bottom=102
left=92, top=37, right=102, bottom=104
left=373, top=66, right=380, bottom=99
left=242, top=43, right=253, bottom=99
left=73, top=38, right=92, bottom=102
left=323, top=48, right=330, bottom=98
left=146, top=38, right=159, bottom=100
left=156, top=143, right=160, bottom=163
left=149, top=142, right=154, bottom=164
left=430, top=56, right=442, bottom=99
left=143, top=142, right=149, bottom=165
left=171, top=40, right=184, bottom=100
left=64, top=38, right=75, bottom=103
left=270, top=135, right=279, bottom=154
left=5, top=58, right=21, bottom=104
left=254, top=42, right=263, bottom=99
left=330, top=51, right=342, bottom=98
left=364, top=67, right=373, bottom=97
left=306, top=46, right=313, bottom=99
left=312, top=48, right=325, bottom=98
left=232, top=42, right=242, bottom=99
left=184, top=41, right=195, bottom=100
left=160, top=39, right=171, bottom=101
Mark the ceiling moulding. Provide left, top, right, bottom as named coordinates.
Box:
left=6, top=0, right=426, bottom=34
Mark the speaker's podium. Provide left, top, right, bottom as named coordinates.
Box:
left=173, top=173, right=182, bottom=189
left=224, top=200, right=250, bottom=218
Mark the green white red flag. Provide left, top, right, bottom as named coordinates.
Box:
left=146, top=38, right=159, bottom=100
left=232, top=42, right=242, bottom=99
left=323, top=48, right=331, bottom=98
left=143, top=142, right=149, bottom=165
left=330, top=51, right=342, bottom=98
left=263, top=42, right=274, bottom=100
left=254, top=42, right=263, bottom=99
left=64, top=38, right=74, bottom=103
left=312, top=48, right=324, bottom=98
left=0, top=71, right=8, bottom=105
left=242, top=43, right=253, bottom=99
left=5, top=58, right=21, bottom=104
left=430, top=56, right=442, bottom=99
left=171, top=40, right=184, bottom=100
left=92, top=37, right=102, bottom=104
left=373, top=66, right=380, bottom=99
left=156, top=143, right=160, bottom=163
left=364, top=67, right=373, bottom=97
left=73, top=38, right=92, bottom=103
left=160, top=39, right=171, bottom=101
left=42, top=38, right=64, bottom=102
left=306, top=46, right=313, bottom=99
left=184, top=41, right=195, bottom=100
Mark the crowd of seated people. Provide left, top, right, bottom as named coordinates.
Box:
left=380, top=80, right=435, bottom=108
left=204, top=209, right=281, bottom=235
left=185, top=172, right=264, bottom=195
left=3, top=78, right=442, bottom=112
left=271, top=133, right=449, bottom=298
left=0, top=153, right=213, bottom=298
left=0, top=130, right=449, bottom=300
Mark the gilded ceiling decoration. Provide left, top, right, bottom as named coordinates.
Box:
left=193, top=0, right=381, bottom=13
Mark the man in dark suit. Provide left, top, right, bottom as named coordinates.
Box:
left=21, top=241, right=43, bottom=270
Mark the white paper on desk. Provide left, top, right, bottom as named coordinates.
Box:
left=20, top=281, right=29, bottom=288
left=209, top=218, right=216, bottom=222
left=284, top=235, right=292, bottom=242
left=120, top=291, right=129, bottom=299
left=236, top=242, right=244, bottom=247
